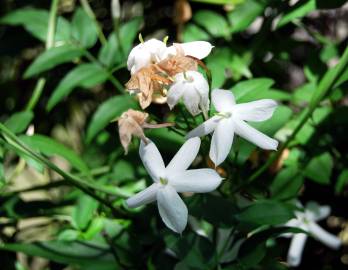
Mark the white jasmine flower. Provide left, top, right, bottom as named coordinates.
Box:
left=186, top=89, right=278, bottom=166
left=167, top=71, right=210, bottom=116
left=127, top=39, right=168, bottom=74
left=127, top=39, right=213, bottom=74
left=166, top=41, right=214, bottom=60
left=284, top=201, right=341, bottom=267
left=126, top=137, right=222, bottom=234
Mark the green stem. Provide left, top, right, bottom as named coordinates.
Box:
left=25, top=0, right=59, bottom=111
left=246, top=45, right=348, bottom=184
left=82, top=48, right=124, bottom=93
left=0, top=124, right=125, bottom=214
left=25, top=78, right=45, bottom=111
left=80, top=0, right=107, bottom=45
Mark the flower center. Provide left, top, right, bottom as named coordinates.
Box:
left=159, top=177, right=168, bottom=185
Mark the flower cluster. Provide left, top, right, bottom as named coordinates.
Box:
left=120, top=37, right=279, bottom=233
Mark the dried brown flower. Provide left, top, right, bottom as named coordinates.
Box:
left=125, top=45, right=198, bottom=109
left=118, top=109, right=174, bottom=154
left=118, top=109, right=148, bottom=154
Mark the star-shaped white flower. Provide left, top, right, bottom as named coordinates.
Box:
left=127, top=38, right=213, bottom=74
left=186, top=89, right=279, bottom=166
left=284, top=202, right=341, bottom=267
left=126, top=137, right=222, bottom=233
left=167, top=71, right=210, bottom=116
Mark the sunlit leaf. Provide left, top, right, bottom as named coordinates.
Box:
left=193, top=10, right=230, bottom=38
left=227, top=0, right=267, bottom=33
left=71, top=8, right=98, bottom=48
left=19, top=134, right=90, bottom=174
left=4, top=111, right=33, bottom=134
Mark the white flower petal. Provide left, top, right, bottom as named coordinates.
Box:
left=186, top=116, right=221, bottom=138
left=183, top=88, right=201, bottom=116
left=166, top=137, right=201, bottom=175
left=127, top=39, right=167, bottom=74
left=234, top=119, right=278, bottom=150
left=157, top=185, right=188, bottom=233
left=139, top=139, right=165, bottom=181
left=126, top=183, right=159, bottom=208
left=209, top=118, right=234, bottom=166
left=306, top=202, right=331, bottom=222
left=308, top=222, right=341, bottom=249
left=234, top=99, right=277, bottom=122
left=170, top=169, right=222, bottom=193
left=167, top=41, right=213, bottom=59
left=170, top=71, right=209, bottom=116
left=287, top=233, right=307, bottom=267
left=167, top=83, right=185, bottom=110
left=316, top=206, right=331, bottom=221
left=212, top=89, right=235, bottom=112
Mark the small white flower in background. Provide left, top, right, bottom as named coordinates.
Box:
left=127, top=38, right=213, bottom=74
left=167, top=71, right=210, bottom=116
left=126, top=137, right=223, bottom=233
left=111, top=0, right=120, bottom=20
left=284, top=201, right=341, bottom=267
left=186, top=89, right=278, bottom=166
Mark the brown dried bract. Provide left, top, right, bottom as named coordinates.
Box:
left=118, top=109, right=174, bottom=154
left=118, top=109, right=148, bottom=154
left=157, top=54, right=197, bottom=77
left=125, top=65, right=171, bottom=109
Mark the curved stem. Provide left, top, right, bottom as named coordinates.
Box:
left=0, top=123, right=127, bottom=216
left=25, top=0, right=59, bottom=111
left=80, top=0, right=107, bottom=45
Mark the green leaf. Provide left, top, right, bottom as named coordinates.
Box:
left=19, top=134, right=90, bottom=174
left=86, top=95, right=138, bottom=143
left=146, top=128, right=185, bottom=152
left=277, top=0, right=316, bottom=29
left=188, top=194, right=237, bottom=227
left=231, top=78, right=274, bottom=102
left=193, top=10, right=230, bottom=38
left=270, top=166, right=304, bottom=200
left=71, top=8, right=98, bottom=48
left=237, top=201, right=294, bottom=226
left=0, top=241, right=116, bottom=269
left=227, top=0, right=267, bottom=33
left=98, top=17, right=142, bottom=67
left=183, top=23, right=210, bottom=42
left=0, top=8, right=71, bottom=43
left=4, top=111, right=33, bottom=134
left=58, top=229, right=80, bottom=241
left=47, top=63, right=109, bottom=110
left=72, top=194, right=99, bottom=230
left=24, top=45, right=85, bottom=78
left=304, top=152, right=333, bottom=185
left=335, top=170, right=348, bottom=194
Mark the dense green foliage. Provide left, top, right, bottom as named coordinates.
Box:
left=0, top=0, right=348, bottom=269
